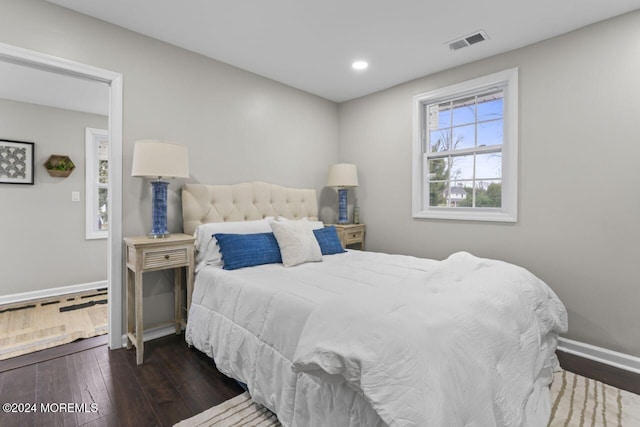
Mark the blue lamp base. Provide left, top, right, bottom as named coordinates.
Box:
left=337, top=188, right=348, bottom=224
left=149, top=180, right=170, bottom=238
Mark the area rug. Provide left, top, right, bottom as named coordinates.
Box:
left=174, top=392, right=280, bottom=427
left=549, top=370, right=640, bottom=426
left=0, top=290, right=108, bottom=360
left=176, top=370, right=640, bottom=427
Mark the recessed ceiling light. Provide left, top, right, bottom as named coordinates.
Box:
left=352, top=60, right=369, bottom=71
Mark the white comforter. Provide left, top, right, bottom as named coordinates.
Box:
left=186, top=251, right=567, bottom=427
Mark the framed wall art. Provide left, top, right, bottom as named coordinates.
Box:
left=0, top=139, right=35, bottom=185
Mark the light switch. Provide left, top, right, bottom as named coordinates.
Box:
left=72, top=191, right=80, bottom=202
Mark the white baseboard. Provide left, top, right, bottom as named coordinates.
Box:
left=558, top=337, right=640, bottom=375
left=0, top=280, right=108, bottom=306
left=120, top=324, right=184, bottom=347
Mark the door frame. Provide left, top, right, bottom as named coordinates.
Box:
left=0, top=42, right=124, bottom=349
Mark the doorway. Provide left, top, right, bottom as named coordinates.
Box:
left=0, top=42, right=123, bottom=351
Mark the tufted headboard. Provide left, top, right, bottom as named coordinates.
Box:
left=182, top=181, right=319, bottom=235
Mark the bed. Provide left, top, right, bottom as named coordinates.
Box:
left=182, top=182, right=568, bottom=427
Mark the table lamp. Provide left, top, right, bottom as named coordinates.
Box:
left=131, top=140, right=189, bottom=238
left=327, top=163, right=358, bottom=224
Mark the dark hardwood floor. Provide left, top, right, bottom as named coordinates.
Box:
left=556, top=350, right=640, bottom=395
left=0, top=334, right=243, bottom=427
left=0, top=335, right=637, bottom=427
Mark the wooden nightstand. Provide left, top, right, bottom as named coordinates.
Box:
left=124, top=233, right=195, bottom=364
left=331, top=224, right=366, bottom=250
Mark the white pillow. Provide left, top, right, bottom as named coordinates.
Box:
left=270, top=218, right=322, bottom=267
left=194, top=218, right=273, bottom=272
left=276, top=216, right=324, bottom=230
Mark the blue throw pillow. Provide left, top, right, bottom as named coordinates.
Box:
left=214, top=232, right=282, bottom=270
left=313, top=226, right=346, bottom=255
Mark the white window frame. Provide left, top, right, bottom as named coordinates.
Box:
left=85, top=127, right=109, bottom=239
left=412, top=68, right=518, bottom=222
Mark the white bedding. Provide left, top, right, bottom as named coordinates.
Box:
left=185, top=250, right=567, bottom=427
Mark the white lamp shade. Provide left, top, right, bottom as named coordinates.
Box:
left=327, top=163, right=358, bottom=188
left=131, top=140, right=189, bottom=179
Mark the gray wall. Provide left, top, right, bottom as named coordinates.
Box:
left=0, top=0, right=338, bottom=326
left=338, top=11, right=640, bottom=356
left=0, top=98, right=108, bottom=295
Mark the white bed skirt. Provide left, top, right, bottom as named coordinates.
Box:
left=187, top=303, right=385, bottom=426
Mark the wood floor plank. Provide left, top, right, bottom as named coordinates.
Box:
left=126, top=355, right=194, bottom=426
left=156, top=346, right=207, bottom=387
left=99, top=349, right=159, bottom=427
left=34, top=356, right=76, bottom=427
left=183, top=351, right=243, bottom=398
left=155, top=336, right=223, bottom=388
left=66, top=346, right=114, bottom=425
left=557, top=350, right=640, bottom=395
left=178, top=375, right=239, bottom=414
left=0, top=363, right=37, bottom=427
left=80, top=412, right=120, bottom=427
left=0, top=335, right=108, bottom=373
left=154, top=341, right=242, bottom=413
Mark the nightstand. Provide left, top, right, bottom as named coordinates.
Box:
left=332, top=224, right=366, bottom=250
left=124, top=233, right=195, bottom=364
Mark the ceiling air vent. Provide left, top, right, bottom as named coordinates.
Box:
left=447, top=30, right=488, bottom=51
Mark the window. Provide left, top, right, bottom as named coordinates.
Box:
left=85, top=127, right=109, bottom=239
left=412, top=68, right=518, bottom=222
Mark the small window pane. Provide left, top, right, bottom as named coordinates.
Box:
left=474, top=180, right=502, bottom=207
left=98, top=140, right=108, bottom=159
left=452, top=124, right=475, bottom=150
left=98, top=159, right=108, bottom=184
left=428, top=157, right=449, bottom=180
left=450, top=154, right=474, bottom=180
left=437, top=102, right=452, bottom=128
left=477, top=95, right=503, bottom=121
left=452, top=96, right=476, bottom=126
left=98, top=188, right=108, bottom=231
left=476, top=153, right=502, bottom=179
left=477, top=120, right=503, bottom=147
left=430, top=129, right=452, bottom=152
left=448, top=182, right=469, bottom=207
left=428, top=181, right=448, bottom=207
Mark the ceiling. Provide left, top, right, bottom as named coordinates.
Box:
left=0, top=60, right=109, bottom=115
left=33, top=1, right=640, bottom=102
